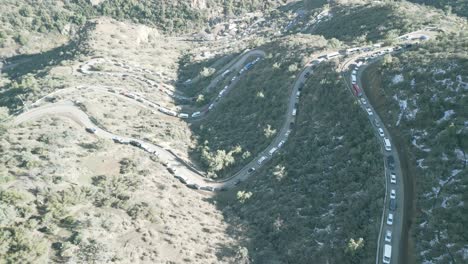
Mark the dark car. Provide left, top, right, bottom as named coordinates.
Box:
left=248, top=168, right=255, bottom=173
left=387, top=156, right=395, bottom=170
left=289, top=121, right=295, bottom=128
left=186, top=183, right=200, bottom=190
left=85, top=127, right=97, bottom=134
left=129, top=140, right=141, bottom=147
left=389, top=198, right=397, bottom=211
left=174, top=175, right=187, bottom=184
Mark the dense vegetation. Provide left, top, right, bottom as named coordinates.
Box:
left=219, top=62, right=384, bottom=263
left=314, top=2, right=436, bottom=44
left=407, top=0, right=468, bottom=18
left=189, top=37, right=327, bottom=178
left=362, top=33, right=468, bottom=262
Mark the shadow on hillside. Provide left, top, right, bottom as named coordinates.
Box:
left=2, top=21, right=94, bottom=80
left=3, top=41, right=80, bottom=79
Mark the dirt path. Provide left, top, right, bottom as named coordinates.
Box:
left=361, top=65, right=417, bottom=264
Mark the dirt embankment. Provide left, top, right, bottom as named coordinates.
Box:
left=361, top=65, right=418, bottom=264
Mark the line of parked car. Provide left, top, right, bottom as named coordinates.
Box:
left=347, top=49, right=406, bottom=264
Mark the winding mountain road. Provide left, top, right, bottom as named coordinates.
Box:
left=10, top=28, right=436, bottom=263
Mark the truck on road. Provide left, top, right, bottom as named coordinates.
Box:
left=383, top=244, right=392, bottom=264
left=352, top=84, right=362, bottom=97
left=384, top=137, right=392, bottom=151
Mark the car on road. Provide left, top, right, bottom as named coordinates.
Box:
left=208, top=104, right=215, bottom=110
left=390, top=189, right=396, bottom=199
left=257, top=156, right=266, bottom=165
left=277, top=140, right=285, bottom=148
left=186, top=183, right=200, bottom=190
left=298, top=82, right=305, bottom=91
left=192, top=111, right=201, bottom=118
left=387, top=156, right=395, bottom=170
left=385, top=230, right=392, bottom=242
left=85, top=127, right=97, bottom=134
left=178, top=113, right=189, bottom=118
left=129, top=140, right=141, bottom=147
left=378, top=128, right=385, bottom=137
left=112, top=137, right=126, bottom=144
left=292, top=108, right=297, bottom=116
left=389, top=198, right=397, bottom=211
left=374, top=119, right=380, bottom=127
left=231, top=76, right=237, bottom=82
left=366, top=107, right=373, bottom=116
left=387, top=213, right=394, bottom=226
left=285, top=130, right=291, bottom=137
left=200, top=186, right=216, bottom=192
left=248, top=168, right=255, bottom=173
left=174, top=175, right=187, bottom=184
left=360, top=98, right=367, bottom=105
left=390, top=173, right=397, bottom=184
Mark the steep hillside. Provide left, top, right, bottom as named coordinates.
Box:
left=218, top=62, right=384, bottom=263
left=187, top=35, right=329, bottom=178
left=312, top=1, right=453, bottom=44
left=362, top=33, right=468, bottom=262
left=407, top=0, right=468, bottom=18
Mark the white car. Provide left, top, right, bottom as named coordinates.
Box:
left=366, top=108, right=373, bottom=116
left=378, top=128, right=385, bottom=137
left=277, top=140, right=285, bottom=148
left=257, top=156, right=266, bottom=165
left=360, top=98, right=367, bottom=105
left=192, top=111, right=201, bottom=118
left=387, top=213, right=394, bottom=226
left=390, top=189, right=396, bottom=199
left=390, top=173, right=397, bottom=184
left=385, top=230, right=392, bottom=242
left=285, top=130, right=291, bottom=137
left=208, top=104, right=215, bottom=110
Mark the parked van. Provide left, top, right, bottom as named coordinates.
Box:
left=383, top=244, right=392, bottom=264
left=269, top=147, right=277, bottom=156
left=257, top=156, right=266, bottom=165
left=384, top=138, right=392, bottom=151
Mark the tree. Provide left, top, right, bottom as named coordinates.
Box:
left=14, top=34, right=28, bottom=46
left=237, top=191, right=252, bottom=203
left=200, top=67, right=215, bottom=78
left=345, top=237, right=365, bottom=255
left=264, top=124, right=276, bottom=138
left=327, top=38, right=342, bottom=49
left=234, top=246, right=250, bottom=264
